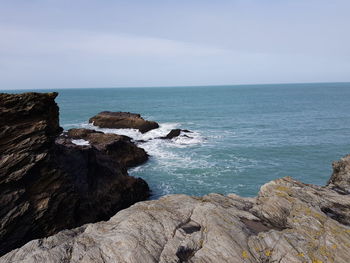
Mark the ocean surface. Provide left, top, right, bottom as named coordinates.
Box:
left=5, top=83, right=350, bottom=198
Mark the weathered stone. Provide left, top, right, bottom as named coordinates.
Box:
left=66, top=128, right=148, bottom=167
left=3, top=155, right=350, bottom=262
left=0, top=93, right=149, bottom=256
left=327, top=154, right=350, bottom=194
left=89, top=111, right=159, bottom=133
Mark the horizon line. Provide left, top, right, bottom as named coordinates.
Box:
left=1, top=81, right=350, bottom=92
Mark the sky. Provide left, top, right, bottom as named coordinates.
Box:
left=0, top=0, right=350, bottom=89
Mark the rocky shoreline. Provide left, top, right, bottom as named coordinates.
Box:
left=1, top=92, right=350, bottom=262
left=2, top=155, right=350, bottom=263
left=0, top=92, right=150, bottom=256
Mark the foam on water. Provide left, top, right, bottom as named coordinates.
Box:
left=80, top=122, right=204, bottom=148
left=69, top=121, right=264, bottom=198
left=74, top=122, right=210, bottom=198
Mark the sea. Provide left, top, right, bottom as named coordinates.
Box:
left=4, top=83, right=350, bottom=198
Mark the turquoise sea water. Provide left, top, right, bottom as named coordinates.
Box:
left=4, top=83, right=350, bottom=198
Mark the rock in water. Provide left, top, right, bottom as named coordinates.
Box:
left=159, top=129, right=192, bottom=139
left=0, top=92, right=150, bottom=256
left=66, top=128, right=149, bottom=167
left=3, top=155, right=350, bottom=262
left=89, top=111, right=159, bottom=133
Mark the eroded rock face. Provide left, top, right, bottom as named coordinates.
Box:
left=89, top=111, right=159, bottom=133
left=327, top=154, right=350, bottom=194
left=66, top=128, right=148, bottom=168
left=0, top=93, right=149, bottom=256
left=3, top=156, right=350, bottom=263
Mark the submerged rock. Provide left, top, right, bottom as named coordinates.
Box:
left=89, top=111, right=159, bottom=133
left=3, top=155, right=350, bottom=262
left=66, top=128, right=149, bottom=168
left=0, top=93, right=150, bottom=256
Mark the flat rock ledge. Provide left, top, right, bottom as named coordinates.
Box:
left=3, top=155, right=350, bottom=263
left=89, top=111, right=159, bottom=133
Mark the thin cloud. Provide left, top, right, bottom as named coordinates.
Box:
left=0, top=26, right=225, bottom=57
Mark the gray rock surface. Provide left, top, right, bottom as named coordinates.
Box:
left=3, top=155, right=350, bottom=263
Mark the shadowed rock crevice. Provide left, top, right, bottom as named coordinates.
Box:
left=176, top=246, right=195, bottom=262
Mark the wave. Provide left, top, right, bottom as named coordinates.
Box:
left=80, top=122, right=204, bottom=148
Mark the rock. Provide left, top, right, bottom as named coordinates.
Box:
left=89, top=111, right=159, bottom=133
left=3, top=155, right=350, bottom=263
left=0, top=93, right=150, bottom=256
left=327, top=154, right=350, bottom=194
left=66, top=128, right=148, bottom=168
left=159, top=129, right=192, bottom=139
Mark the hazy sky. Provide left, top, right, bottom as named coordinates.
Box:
left=1, top=0, right=350, bottom=89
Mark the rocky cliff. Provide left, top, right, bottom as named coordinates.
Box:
left=0, top=92, right=150, bottom=256
left=2, top=154, right=350, bottom=262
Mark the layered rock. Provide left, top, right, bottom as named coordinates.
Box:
left=66, top=128, right=148, bottom=168
left=327, top=154, right=350, bottom=194
left=0, top=93, right=149, bottom=256
left=3, top=155, right=350, bottom=262
left=89, top=111, right=159, bottom=133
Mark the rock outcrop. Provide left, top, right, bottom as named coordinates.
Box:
left=327, top=154, right=350, bottom=194
left=66, top=128, right=148, bottom=168
left=89, top=111, right=159, bottom=133
left=0, top=93, right=150, bottom=256
left=3, top=155, right=350, bottom=262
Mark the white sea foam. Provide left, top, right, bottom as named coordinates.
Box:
left=71, top=139, right=90, bottom=146
left=74, top=121, right=220, bottom=198
left=81, top=122, right=204, bottom=148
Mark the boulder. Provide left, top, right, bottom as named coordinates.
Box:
left=0, top=93, right=150, bottom=256
left=89, top=111, right=159, bottom=133
left=66, top=128, right=148, bottom=168
left=3, top=155, right=350, bottom=262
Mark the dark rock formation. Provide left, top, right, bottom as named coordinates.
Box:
left=0, top=93, right=149, bottom=256
left=89, top=111, right=159, bottom=133
left=66, top=128, right=148, bottom=168
left=159, top=129, right=192, bottom=139
left=3, top=155, right=350, bottom=262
